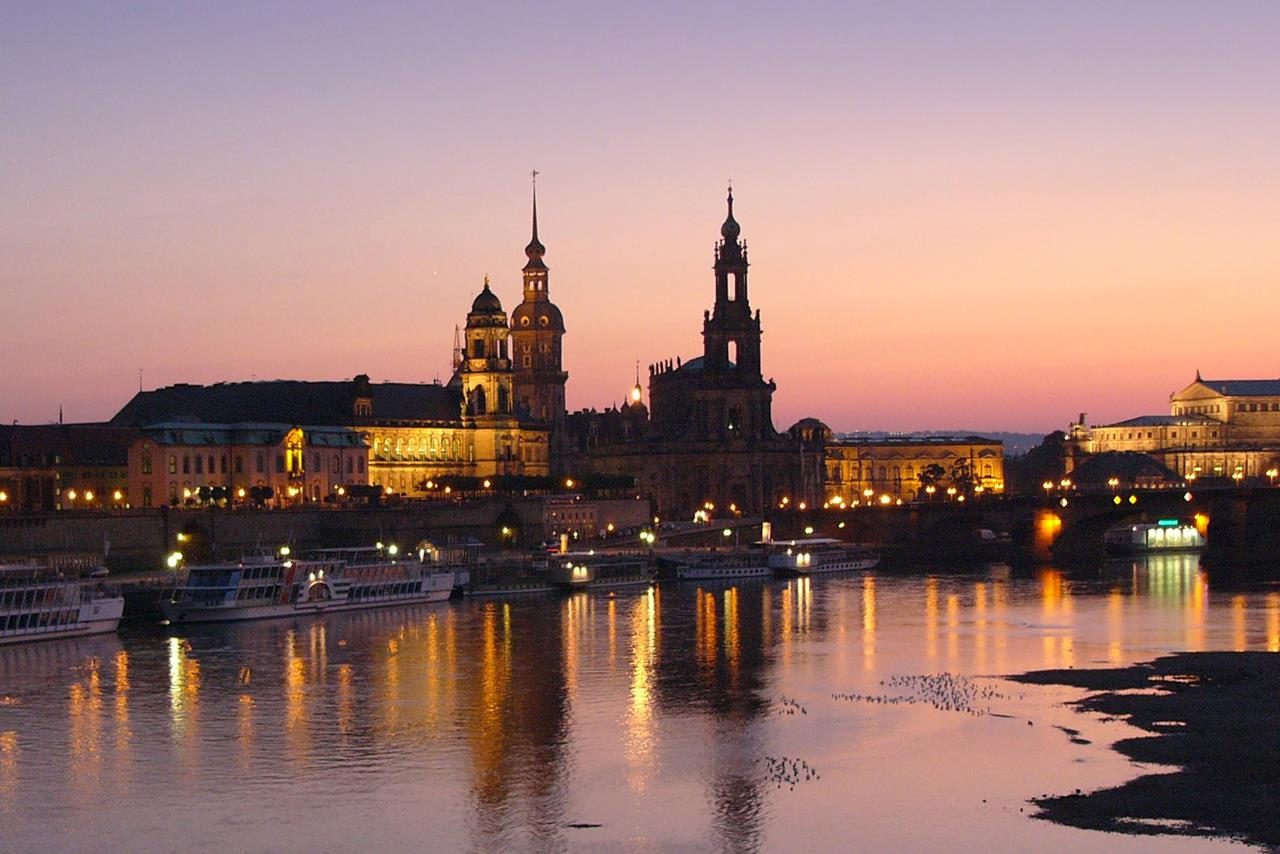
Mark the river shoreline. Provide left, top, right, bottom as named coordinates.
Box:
left=1012, top=651, right=1280, bottom=850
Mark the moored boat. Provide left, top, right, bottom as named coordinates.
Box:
left=766, top=538, right=880, bottom=575
left=160, top=547, right=456, bottom=625
left=548, top=552, right=654, bottom=590
left=659, top=549, right=771, bottom=581
left=1104, top=521, right=1205, bottom=556
left=0, top=564, right=124, bottom=645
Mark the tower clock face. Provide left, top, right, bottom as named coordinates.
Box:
left=539, top=316, right=549, bottom=327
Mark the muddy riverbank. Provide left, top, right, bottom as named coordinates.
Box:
left=1013, top=651, right=1280, bottom=849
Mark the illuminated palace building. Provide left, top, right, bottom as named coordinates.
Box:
left=1070, top=374, right=1280, bottom=483
left=103, top=189, right=566, bottom=504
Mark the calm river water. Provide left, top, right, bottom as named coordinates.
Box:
left=2, top=555, right=1276, bottom=852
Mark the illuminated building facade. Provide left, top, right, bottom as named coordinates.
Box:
left=821, top=435, right=1005, bottom=504
left=1073, top=374, right=1280, bottom=482
left=125, top=423, right=367, bottom=507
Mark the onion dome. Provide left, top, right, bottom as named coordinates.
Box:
left=720, top=186, right=741, bottom=242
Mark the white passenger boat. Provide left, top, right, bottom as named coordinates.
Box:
left=0, top=564, right=124, bottom=645
left=160, top=547, right=456, bottom=625
left=1104, top=521, right=1205, bottom=556
left=767, top=538, right=880, bottom=575
left=662, top=549, right=771, bottom=581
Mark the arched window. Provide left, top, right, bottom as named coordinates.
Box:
left=472, top=385, right=487, bottom=415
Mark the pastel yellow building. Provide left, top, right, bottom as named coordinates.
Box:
left=822, top=435, right=1005, bottom=504
left=1081, top=374, right=1280, bottom=482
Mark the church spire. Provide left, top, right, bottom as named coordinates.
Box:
left=524, top=170, right=546, bottom=270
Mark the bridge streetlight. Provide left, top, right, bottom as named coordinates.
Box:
left=1268, top=468, right=1278, bottom=487
left=1107, top=477, right=1119, bottom=495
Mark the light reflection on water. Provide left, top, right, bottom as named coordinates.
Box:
left=0, top=556, right=1273, bottom=852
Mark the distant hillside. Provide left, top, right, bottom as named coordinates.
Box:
left=834, top=431, right=1045, bottom=456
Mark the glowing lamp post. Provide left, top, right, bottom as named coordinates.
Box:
left=1107, top=477, right=1119, bottom=494
left=1268, top=468, right=1279, bottom=487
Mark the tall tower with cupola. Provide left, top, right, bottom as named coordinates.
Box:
left=703, top=186, right=764, bottom=379
left=510, top=174, right=568, bottom=458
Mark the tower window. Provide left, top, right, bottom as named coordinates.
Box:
left=472, top=339, right=485, bottom=358
left=728, top=340, right=738, bottom=366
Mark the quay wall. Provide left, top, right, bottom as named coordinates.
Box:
left=0, top=498, right=649, bottom=571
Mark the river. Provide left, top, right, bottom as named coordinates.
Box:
left=1, top=554, right=1275, bottom=852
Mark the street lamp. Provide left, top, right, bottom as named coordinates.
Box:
left=924, top=485, right=936, bottom=501
left=946, top=486, right=957, bottom=500
left=1042, top=481, right=1054, bottom=495
left=1268, top=468, right=1278, bottom=487
left=1107, top=477, right=1119, bottom=494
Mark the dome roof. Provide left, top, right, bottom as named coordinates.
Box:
left=471, top=280, right=504, bottom=314
left=511, top=300, right=564, bottom=333
left=720, top=188, right=741, bottom=242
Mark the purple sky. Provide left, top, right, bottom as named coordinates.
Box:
left=4, top=2, right=1279, bottom=433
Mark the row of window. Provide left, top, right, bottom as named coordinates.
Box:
left=1099, top=429, right=1218, bottom=442
left=829, top=464, right=999, bottom=483
left=156, top=453, right=365, bottom=477
left=372, top=436, right=467, bottom=462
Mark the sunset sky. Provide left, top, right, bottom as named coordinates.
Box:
left=4, top=2, right=1279, bottom=434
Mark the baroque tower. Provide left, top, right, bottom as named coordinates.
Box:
left=460, top=277, right=514, bottom=421
left=698, top=187, right=776, bottom=441
left=703, top=186, right=763, bottom=378
left=510, top=175, right=568, bottom=459
left=457, top=276, right=527, bottom=473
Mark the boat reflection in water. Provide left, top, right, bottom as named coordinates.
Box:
left=3, top=561, right=1280, bottom=851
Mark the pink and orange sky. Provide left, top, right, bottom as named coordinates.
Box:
left=4, top=3, right=1279, bottom=433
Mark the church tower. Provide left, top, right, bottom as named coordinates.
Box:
left=510, top=174, right=568, bottom=457
left=698, top=187, right=776, bottom=441
left=703, top=186, right=763, bottom=377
